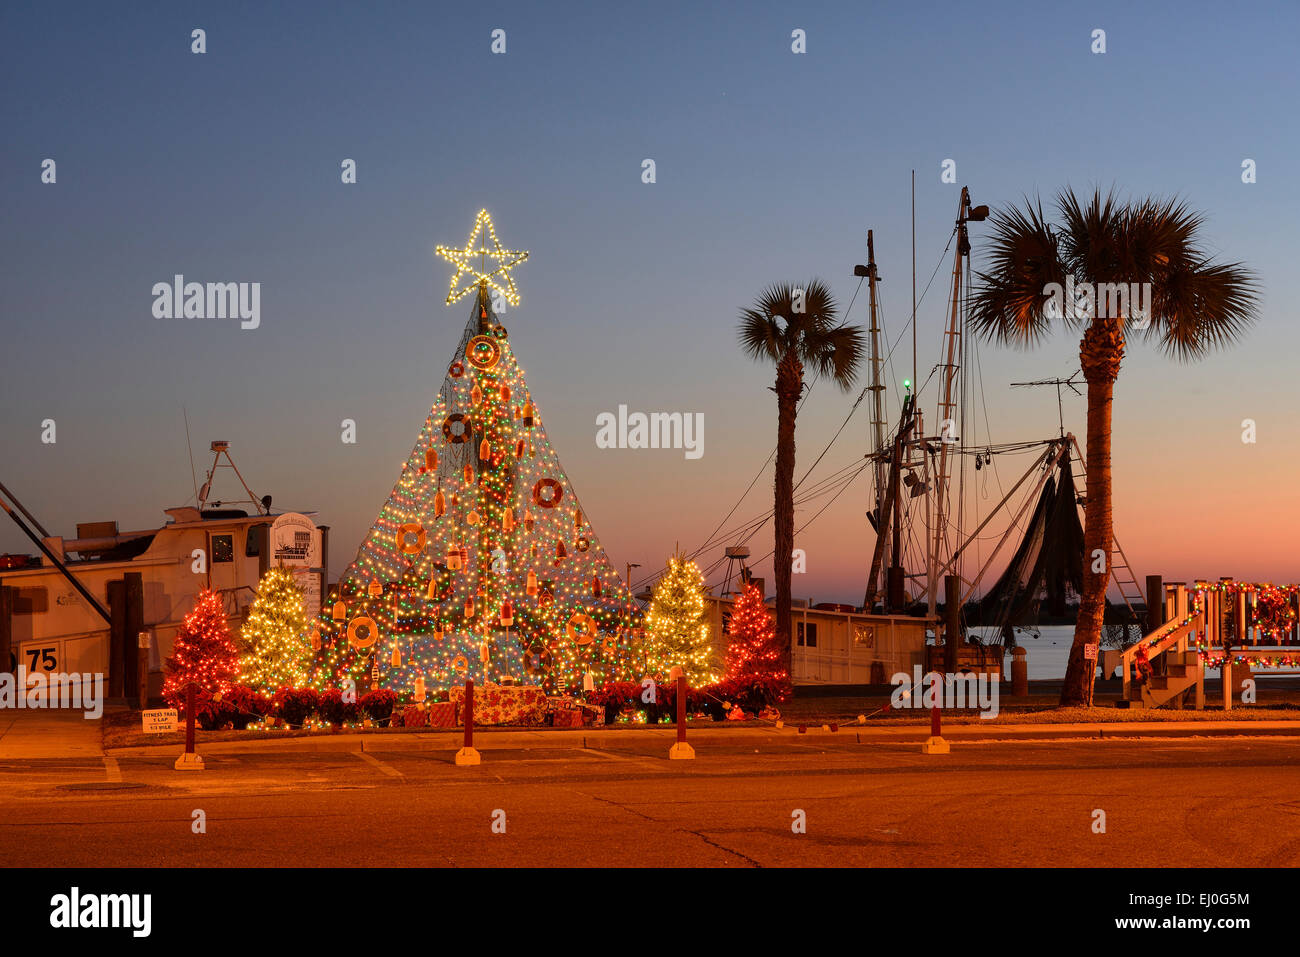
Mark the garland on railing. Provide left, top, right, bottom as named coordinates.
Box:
left=1200, top=651, right=1300, bottom=669
left=1185, top=582, right=1300, bottom=669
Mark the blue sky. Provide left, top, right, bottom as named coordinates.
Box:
left=3, top=0, right=1298, bottom=601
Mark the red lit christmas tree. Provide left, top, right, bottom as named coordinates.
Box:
left=163, top=588, right=240, bottom=706
left=725, top=582, right=788, bottom=690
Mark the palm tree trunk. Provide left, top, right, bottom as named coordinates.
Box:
left=773, top=353, right=802, bottom=680
left=1062, top=316, right=1123, bottom=706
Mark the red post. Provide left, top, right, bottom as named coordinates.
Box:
left=919, top=668, right=949, bottom=753
left=929, top=671, right=941, bottom=738
left=184, top=682, right=196, bottom=755
left=676, top=675, right=687, bottom=744
left=463, top=678, right=474, bottom=751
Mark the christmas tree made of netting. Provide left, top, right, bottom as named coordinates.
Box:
left=320, top=211, right=643, bottom=697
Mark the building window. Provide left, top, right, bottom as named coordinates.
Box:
left=797, top=621, right=818, bottom=647
left=246, top=524, right=269, bottom=558
left=211, top=534, right=234, bottom=563
left=11, top=586, right=48, bottom=615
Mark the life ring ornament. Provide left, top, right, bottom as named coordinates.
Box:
left=491, top=325, right=508, bottom=339
left=451, top=654, right=469, bottom=675
left=348, top=617, right=378, bottom=652
left=523, top=646, right=552, bottom=675
left=443, top=414, right=472, bottom=444
left=397, top=523, right=427, bottom=554
left=449, top=361, right=465, bottom=378
left=575, top=537, right=590, bottom=552
left=566, top=613, right=598, bottom=646
left=466, top=335, right=502, bottom=370
left=532, top=478, right=563, bottom=509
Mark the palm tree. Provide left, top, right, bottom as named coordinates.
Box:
left=739, top=280, right=864, bottom=677
left=970, top=189, right=1259, bottom=706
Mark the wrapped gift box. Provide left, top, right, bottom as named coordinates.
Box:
left=450, top=684, right=545, bottom=725
left=400, top=706, right=427, bottom=729
left=553, top=708, right=583, bottom=728
left=427, top=701, right=457, bottom=728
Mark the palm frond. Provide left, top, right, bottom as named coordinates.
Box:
left=970, top=196, right=1067, bottom=346
left=1148, top=258, right=1260, bottom=361
left=805, top=323, right=865, bottom=390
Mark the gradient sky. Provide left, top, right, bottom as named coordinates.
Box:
left=3, top=0, right=1298, bottom=605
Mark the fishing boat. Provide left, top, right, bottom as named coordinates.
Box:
left=0, top=442, right=326, bottom=702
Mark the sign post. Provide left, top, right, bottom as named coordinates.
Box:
left=136, top=631, right=150, bottom=711
left=174, top=682, right=204, bottom=771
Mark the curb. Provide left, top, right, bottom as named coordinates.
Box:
left=102, top=721, right=1300, bottom=757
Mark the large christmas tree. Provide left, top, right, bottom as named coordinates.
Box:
left=318, top=211, right=643, bottom=696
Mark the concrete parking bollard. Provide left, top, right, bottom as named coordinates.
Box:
left=1011, top=647, right=1029, bottom=697
left=455, top=678, right=482, bottom=766
left=668, top=674, right=695, bottom=760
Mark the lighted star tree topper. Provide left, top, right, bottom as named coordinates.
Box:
left=435, top=208, right=529, bottom=308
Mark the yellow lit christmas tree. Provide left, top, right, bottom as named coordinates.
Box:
left=240, top=566, right=312, bottom=694
left=644, top=551, right=718, bottom=685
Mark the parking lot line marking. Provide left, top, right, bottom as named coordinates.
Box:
left=103, top=756, right=122, bottom=783
left=356, top=752, right=403, bottom=778
left=582, top=748, right=673, bottom=771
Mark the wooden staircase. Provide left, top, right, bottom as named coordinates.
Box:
left=1118, top=649, right=1203, bottom=709
left=1116, top=610, right=1207, bottom=710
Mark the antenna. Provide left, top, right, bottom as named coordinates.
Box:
left=198, top=440, right=272, bottom=516
left=182, top=407, right=200, bottom=507
left=1010, top=370, right=1083, bottom=438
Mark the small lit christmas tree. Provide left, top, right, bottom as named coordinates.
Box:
left=163, top=588, right=239, bottom=706
left=239, top=566, right=312, bottom=694
left=644, top=552, right=718, bottom=685
left=725, top=582, right=789, bottom=691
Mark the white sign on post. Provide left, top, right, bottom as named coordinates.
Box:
left=268, top=512, right=323, bottom=615
left=142, top=709, right=179, bottom=734
left=1083, top=644, right=1099, bottom=660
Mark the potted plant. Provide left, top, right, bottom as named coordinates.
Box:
left=590, top=681, right=638, bottom=725
left=318, top=688, right=359, bottom=729
left=274, top=687, right=319, bottom=729
left=218, top=684, right=269, bottom=731
left=361, top=688, right=399, bottom=727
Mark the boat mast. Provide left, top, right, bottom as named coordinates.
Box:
left=865, top=231, right=887, bottom=599
left=927, top=186, right=986, bottom=614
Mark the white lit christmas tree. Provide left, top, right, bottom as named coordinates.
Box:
left=239, top=566, right=312, bottom=694
left=644, top=551, right=719, bottom=685
left=317, top=211, right=643, bottom=697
